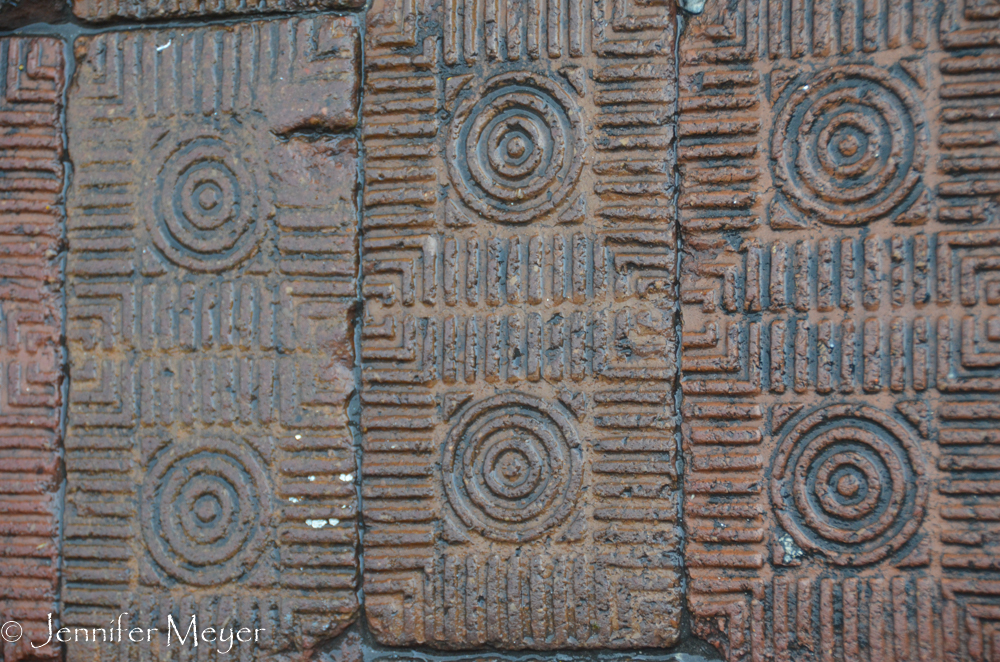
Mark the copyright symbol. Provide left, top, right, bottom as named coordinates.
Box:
left=1, top=621, right=21, bottom=642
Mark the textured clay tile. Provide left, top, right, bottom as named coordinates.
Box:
left=679, top=0, right=1000, bottom=660
left=60, top=15, right=361, bottom=662
left=17, top=0, right=1000, bottom=659
left=359, top=0, right=681, bottom=649
left=71, top=0, right=364, bottom=24
left=0, top=1, right=67, bottom=29
left=0, top=34, right=66, bottom=662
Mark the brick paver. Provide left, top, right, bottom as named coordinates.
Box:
left=61, top=16, right=361, bottom=661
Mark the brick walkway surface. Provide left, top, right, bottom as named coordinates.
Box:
left=1, top=1, right=999, bottom=661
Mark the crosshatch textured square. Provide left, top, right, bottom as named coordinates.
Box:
left=0, top=35, right=66, bottom=662
left=680, top=0, right=1000, bottom=660
left=61, top=16, right=361, bottom=662
left=360, top=0, right=681, bottom=649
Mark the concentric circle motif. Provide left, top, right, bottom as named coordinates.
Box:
left=770, top=404, right=927, bottom=566
left=442, top=393, right=583, bottom=542
left=447, top=71, right=584, bottom=224
left=141, top=439, right=272, bottom=585
left=771, top=65, right=927, bottom=226
left=145, top=128, right=271, bottom=271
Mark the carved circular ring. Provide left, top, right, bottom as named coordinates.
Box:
left=771, top=65, right=926, bottom=226
left=447, top=71, right=584, bottom=224
left=141, top=439, right=271, bottom=585
left=442, top=392, right=582, bottom=542
left=770, top=404, right=927, bottom=566
left=146, top=128, right=271, bottom=271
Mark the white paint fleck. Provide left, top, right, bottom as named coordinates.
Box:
left=339, top=473, right=354, bottom=482
left=308, top=476, right=316, bottom=482
left=288, top=497, right=300, bottom=503
left=306, top=519, right=327, bottom=529
left=328, top=518, right=339, bottom=527
left=779, top=533, right=805, bottom=564
left=679, top=0, right=707, bottom=13
left=157, top=40, right=171, bottom=51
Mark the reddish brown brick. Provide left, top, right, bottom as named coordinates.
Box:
left=61, top=16, right=360, bottom=662
left=72, top=0, right=363, bottom=23
left=0, top=1, right=66, bottom=30
left=360, top=0, right=680, bottom=649
left=0, top=35, right=66, bottom=662
left=680, top=1, right=1000, bottom=660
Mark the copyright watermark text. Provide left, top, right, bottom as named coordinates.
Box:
left=2, top=614, right=264, bottom=655
left=1, top=620, right=22, bottom=643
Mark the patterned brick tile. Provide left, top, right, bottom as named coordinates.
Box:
left=0, top=34, right=66, bottom=662
left=680, top=1, right=1000, bottom=660
left=61, top=16, right=361, bottom=662
left=72, top=0, right=364, bottom=24
left=360, top=0, right=681, bottom=649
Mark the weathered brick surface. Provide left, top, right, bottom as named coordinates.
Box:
left=61, top=16, right=360, bottom=661
left=680, top=1, right=1000, bottom=660
left=0, top=2, right=66, bottom=30
left=360, top=0, right=680, bottom=649
left=0, top=35, right=66, bottom=662
left=16, top=0, right=1000, bottom=659
left=72, top=0, right=363, bottom=24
